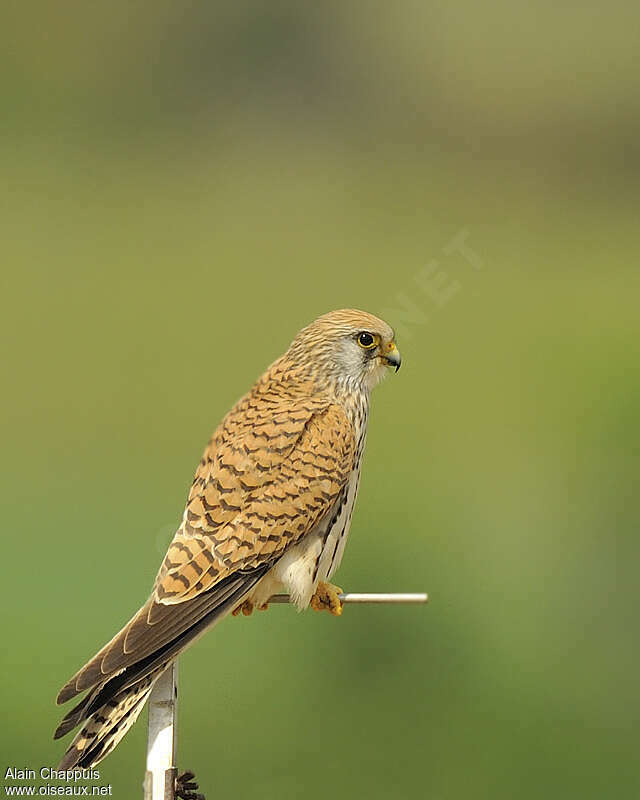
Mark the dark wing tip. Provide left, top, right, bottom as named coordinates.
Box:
left=53, top=721, right=70, bottom=740
left=56, top=682, right=79, bottom=705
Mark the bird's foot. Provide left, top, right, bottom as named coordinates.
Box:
left=231, top=599, right=269, bottom=617
left=232, top=599, right=254, bottom=617
left=176, top=770, right=205, bottom=800
left=310, top=582, right=344, bottom=616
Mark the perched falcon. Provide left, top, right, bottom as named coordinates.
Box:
left=55, top=309, right=401, bottom=769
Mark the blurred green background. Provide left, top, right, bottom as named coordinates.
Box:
left=2, top=2, right=639, bottom=798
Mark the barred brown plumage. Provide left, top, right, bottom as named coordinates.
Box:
left=55, top=309, right=401, bottom=769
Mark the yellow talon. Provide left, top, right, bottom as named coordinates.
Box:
left=310, top=581, right=344, bottom=616
left=232, top=599, right=255, bottom=617
left=232, top=599, right=269, bottom=616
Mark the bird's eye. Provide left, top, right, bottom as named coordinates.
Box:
left=357, top=332, right=376, bottom=349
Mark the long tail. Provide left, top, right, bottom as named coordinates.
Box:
left=56, top=665, right=167, bottom=769
left=54, top=568, right=269, bottom=768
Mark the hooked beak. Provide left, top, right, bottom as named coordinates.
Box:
left=381, top=341, right=401, bottom=372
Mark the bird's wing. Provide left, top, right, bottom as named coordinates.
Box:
left=58, top=399, right=356, bottom=704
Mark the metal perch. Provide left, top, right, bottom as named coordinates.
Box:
left=144, top=591, right=428, bottom=799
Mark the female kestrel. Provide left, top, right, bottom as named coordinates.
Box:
left=55, top=309, right=401, bottom=769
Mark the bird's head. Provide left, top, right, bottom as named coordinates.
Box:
left=288, top=309, right=401, bottom=392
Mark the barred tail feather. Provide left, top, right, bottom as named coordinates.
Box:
left=57, top=667, right=165, bottom=769
left=55, top=567, right=270, bottom=767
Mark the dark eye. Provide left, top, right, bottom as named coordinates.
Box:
left=357, top=332, right=376, bottom=349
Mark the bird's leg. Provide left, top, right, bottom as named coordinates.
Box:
left=310, top=581, right=344, bottom=616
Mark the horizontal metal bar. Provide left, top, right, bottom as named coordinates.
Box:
left=268, top=592, right=428, bottom=604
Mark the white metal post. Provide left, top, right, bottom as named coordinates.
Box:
left=144, top=662, right=178, bottom=800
